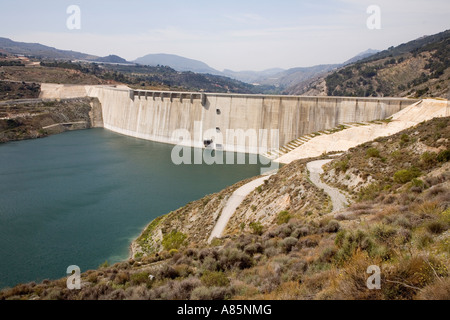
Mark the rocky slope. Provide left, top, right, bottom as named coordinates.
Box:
left=293, top=30, right=450, bottom=100
left=0, top=98, right=102, bottom=143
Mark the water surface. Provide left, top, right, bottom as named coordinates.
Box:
left=0, top=129, right=266, bottom=288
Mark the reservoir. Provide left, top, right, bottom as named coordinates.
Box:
left=0, top=129, right=267, bottom=289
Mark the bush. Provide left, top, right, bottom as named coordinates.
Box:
left=291, top=226, right=311, bottom=239
left=371, top=224, right=397, bottom=243
left=418, top=278, right=450, bottom=300
left=249, top=222, right=263, bottom=235
left=421, top=152, right=437, bottom=166
left=244, top=243, right=263, bottom=255
left=150, top=277, right=201, bottom=300
left=157, top=265, right=179, bottom=280
left=334, top=230, right=375, bottom=264
left=334, top=159, right=349, bottom=173
left=130, top=272, right=151, bottom=286
left=393, top=167, right=422, bottom=184
left=437, top=150, right=450, bottom=163
left=191, top=286, right=231, bottom=300
left=114, top=271, right=130, bottom=285
left=276, top=211, right=292, bottom=225
left=162, top=231, right=187, bottom=251
left=282, top=237, right=299, bottom=253
left=324, top=220, right=341, bottom=233
left=427, top=220, right=447, bottom=234
left=366, top=148, right=380, bottom=158
left=400, top=134, right=410, bottom=144
left=201, top=271, right=230, bottom=287
left=359, top=183, right=382, bottom=201
left=218, top=248, right=253, bottom=270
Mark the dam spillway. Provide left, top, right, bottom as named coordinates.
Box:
left=86, top=86, right=418, bottom=154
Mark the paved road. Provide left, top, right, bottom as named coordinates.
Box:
left=208, top=175, right=273, bottom=243
left=307, top=160, right=349, bottom=213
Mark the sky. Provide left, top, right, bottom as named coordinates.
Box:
left=0, top=0, right=449, bottom=71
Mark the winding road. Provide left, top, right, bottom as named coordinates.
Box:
left=208, top=159, right=349, bottom=242
left=307, top=160, right=349, bottom=212
left=208, top=175, right=273, bottom=243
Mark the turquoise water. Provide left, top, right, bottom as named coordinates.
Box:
left=0, top=129, right=267, bottom=288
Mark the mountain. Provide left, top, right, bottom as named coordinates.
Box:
left=297, top=29, right=450, bottom=99
left=94, top=55, right=130, bottom=64
left=343, top=49, right=380, bottom=65
left=133, top=53, right=222, bottom=75
left=0, top=37, right=98, bottom=60
left=257, top=64, right=340, bottom=89
left=221, top=68, right=285, bottom=84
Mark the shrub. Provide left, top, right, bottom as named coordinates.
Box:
left=162, top=231, right=187, bottom=251
left=150, top=277, right=201, bottom=300
left=249, top=222, right=263, bottom=235
left=291, top=226, right=311, bottom=239
left=157, top=265, right=179, bottom=280
left=366, top=148, right=380, bottom=158
left=427, top=220, right=447, bottom=234
left=320, top=247, right=337, bottom=263
left=418, top=278, right=450, bottom=300
left=334, top=229, right=375, bottom=264
left=411, top=178, right=425, bottom=189
left=276, top=211, right=292, bottom=225
left=282, top=237, right=299, bottom=253
left=191, top=286, right=231, bottom=300
left=393, top=167, right=422, bottom=184
left=334, top=159, right=349, bottom=173
left=201, top=271, right=230, bottom=287
left=114, top=271, right=130, bottom=285
left=417, top=233, right=434, bottom=249
left=400, top=134, right=410, bottom=144
left=218, top=248, right=253, bottom=270
left=130, top=272, right=151, bottom=286
left=324, top=220, right=341, bottom=233
left=244, top=243, right=263, bottom=255
left=359, top=183, right=382, bottom=201
left=437, top=150, right=450, bottom=163
left=371, top=224, right=397, bottom=243
left=421, top=152, right=437, bottom=166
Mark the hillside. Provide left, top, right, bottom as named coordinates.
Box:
left=2, top=116, right=448, bottom=300
left=0, top=37, right=98, bottom=61
left=134, top=53, right=222, bottom=75
left=94, top=55, right=130, bottom=64
left=0, top=98, right=101, bottom=143
left=296, top=30, right=450, bottom=99
left=0, top=56, right=268, bottom=94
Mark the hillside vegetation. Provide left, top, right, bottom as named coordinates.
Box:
left=296, top=30, right=450, bottom=99
left=1, top=116, right=448, bottom=300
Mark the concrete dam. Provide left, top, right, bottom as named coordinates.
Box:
left=41, top=84, right=419, bottom=154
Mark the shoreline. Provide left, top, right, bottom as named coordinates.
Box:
left=0, top=97, right=102, bottom=144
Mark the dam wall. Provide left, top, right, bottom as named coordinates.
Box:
left=86, top=87, right=418, bottom=154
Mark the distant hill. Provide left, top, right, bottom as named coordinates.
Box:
left=133, top=53, right=222, bottom=75
left=258, top=64, right=340, bottom=89
left=0, top=37, right=98, bottom=60
left=342, top=49, right=380, bottom=66
left=221, top=68, right=285, bottom=84
left=297, top=29, right=450, bottom=99
left=94, top=55, right=130, bottom=64
left=246, top=49, right=378, bottom=94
